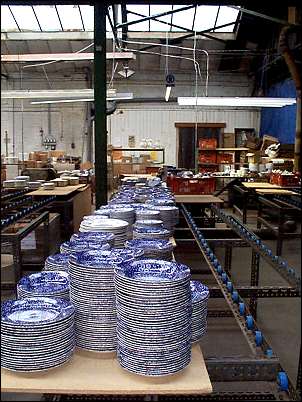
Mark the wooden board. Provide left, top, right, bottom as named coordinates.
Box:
left=255, top=188, right=299, bottom=195
left=175, top=195, right=224, bottom=204
left=1, top=344, right=212, bottom=395
left=73, top=185, right=92, bottom=232
left=243, top=182, right=281, bottom=189
left=27, top=184, right=87, bottom=196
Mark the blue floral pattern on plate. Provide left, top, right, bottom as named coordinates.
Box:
left=18, top=271, right=69, bottom=294
left=1, top=297, right=74, bottom=325
left=190, top=281, right=209, bottom=302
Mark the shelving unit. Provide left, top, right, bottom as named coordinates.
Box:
left=108, top=147, right=165, bottom=188
left=198, top=147, right=249, bottom=172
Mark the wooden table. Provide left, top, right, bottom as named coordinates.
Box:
left=28, top=184, right=91, bottom=236
left=27, top=184, right=87, bottom=196
left=255, top=188, right=299, bottom=195
left=1, top=344, right=212, bottom=396
left=175, top=195, right=224, bottom=204
left=242, top=182, right=281, bottom=189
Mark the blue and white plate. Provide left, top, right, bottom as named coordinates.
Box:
left=125, top=239, right=174, bottom=260
left=114, top=259, right=192, bottom=376
left=17, top=271, right=70, bottom=300
left=60, top=240, right=110, bottom=255
left=1, top=297, right=75, bottom=372
left=190, top=281, right=209, bottom=343
left=70, top=231, right=115, bottom=247
left=44, top=253, right=70, bottom=272
left=68, top=250, right=128, bottom=353
left=133, top=226, right=171, bottom=241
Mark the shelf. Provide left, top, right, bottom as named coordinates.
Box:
left=198, top=148, right=249, bottom=151
left=198, top=162, right=249, bottom=165
left=113, top=163, right=163, bottom=166
left=110, top=148, right=165, bottom=152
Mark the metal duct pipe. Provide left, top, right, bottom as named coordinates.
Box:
left=279, top=24, right=301, bottom=172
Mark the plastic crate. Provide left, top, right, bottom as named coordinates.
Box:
left=168, top=177, right=216, bottom=195
left=199, top=151, right=217, bottom=164
left=270, top=173, right=300, bottom=187
left=199, top=138, right=217, bottom=149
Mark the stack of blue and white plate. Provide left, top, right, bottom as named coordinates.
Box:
left=115, top=259, right=192, bottom=376
left=147, top=205, right=179, bottom=232
left=108, top=248, right=144, bottom=260
left=146, top=198, right=176, bottom=207
left=134, top=220, right=163, bottom=228
left=190, top=281, right=209, bottom=342
left=135, top=209, right=161, bottom=221
left=44, top=253, right=70, bottom=272
left=60, top=239, right=110, bottom=254
left=94, top=208, right=111, bottom=218
left=17, top=271, right=70, bottom=300
left=1, top=297, right=75, bottom=372
left=125, top=239, right=174, bottom=261
left=133, top=226, right=171, bottom=241
left=69, top=250, right=133, bottom=352
left=79, top=218, right=129, bottom=248
left=109, top=207, right=135, bottom=225
left=70, top=231, right=115, bottom=247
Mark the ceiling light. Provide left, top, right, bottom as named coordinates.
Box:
left=118, top=65, right=135, bottom=78
left=165, top=86, right=172, bottom=102
left=177, top=97, right=296, bottom=108
left=30, top=93, right=134, bottom=105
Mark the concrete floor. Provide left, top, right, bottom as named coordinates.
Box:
left=1, top=207, right=301, bottom=401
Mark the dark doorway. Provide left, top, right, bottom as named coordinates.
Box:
left=176, top=123, right=226, bottom=170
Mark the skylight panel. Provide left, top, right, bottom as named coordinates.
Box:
left=214, top=6, right=239, bottom=32
left=127, top=5, right=150, bottom=31
left=171, top=6, right=195, bottom=31
left=56, top=5, right=83, bottom=31
left=33, top=6, right=62, bottom=31
left=1, top=6, right=19, bottom=32
left=149, top=5, right=172, bottom=31
left=9, top=6, right=40, bottom=31
left=194, top=6, right=219, bottom=32
left=79, top=5, right=94, bottom=31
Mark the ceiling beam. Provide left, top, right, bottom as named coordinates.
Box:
left=1, top=52, right=136, bottom=63
left=1, top=31, right=235, bottom=41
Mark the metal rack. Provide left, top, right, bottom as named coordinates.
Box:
left=179, top=203, right=301, bottom=400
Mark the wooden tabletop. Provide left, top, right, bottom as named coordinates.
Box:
left=1, top=344, right=212, bottom=395
left=243, top=182, right=281, bottom=189
left=27, top=184, right=87, bottom=196
left=255, top=188, right=299, bottom=195
left=175, top=195, right=223, bottom=204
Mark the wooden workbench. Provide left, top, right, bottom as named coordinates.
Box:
left=175, top=195, right=224, bottom=204
left=1, top=344, right=212, bottom=396
left=255, top=188, right=299, bottom=195
left=242, top=182, right=281, bottom=189
left=27, top=184, right=87, bottom=196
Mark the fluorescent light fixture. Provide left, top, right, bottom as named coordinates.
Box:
left=165, top=86, right=172, bottom=102
left=177, top=97, right=296, bottom=108
left=30, top=93, right=134, bottom=105
left=118, top=68, right=135, bottom=78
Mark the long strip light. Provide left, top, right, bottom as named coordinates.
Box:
left=30, top=94, right=133, bottom=105
left=165, top=86, right=172, bottom=102
left=178, top=97, right=296, bottom=108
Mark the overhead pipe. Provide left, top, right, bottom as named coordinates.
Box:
left=279, top=24, right=301, bottom=172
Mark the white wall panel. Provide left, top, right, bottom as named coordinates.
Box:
left=109, top=104, right=260, bottom=165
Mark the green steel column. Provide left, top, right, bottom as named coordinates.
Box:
left=94, top=3, right=107, bottom=207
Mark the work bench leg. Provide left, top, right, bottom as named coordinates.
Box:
left=224, top=244, right=232, bottom=277
left=250, top=250, right=260, bottom=319
left=43, top=214, right=50, bottom=262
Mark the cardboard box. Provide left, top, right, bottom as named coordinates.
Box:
left=140, top=154, right=151, bottom=163
left=49, top=150, right=65, bottom=158
left=36, top=160, right=47, bottom=168
left=246, top=152, right=261, bottom=164
left=223, top=133, right=235, bottom=148
left=24, top=160, right=37, bottom=168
